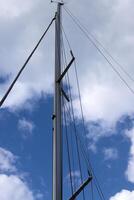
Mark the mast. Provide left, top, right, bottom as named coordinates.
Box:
left=53, top=2, right=62, bottom=200
left=53, top=3, right=93, bottom=200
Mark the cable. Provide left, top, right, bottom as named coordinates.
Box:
left=0, top=16, right=56, bottom=108
left=63, top=6, right=134, bottom=96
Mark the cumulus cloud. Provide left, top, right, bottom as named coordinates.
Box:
left=103, top=147, right=118, bottom=160
left=109, top=189, right=134, bottom=200
left=125, top=128, right=134, bottom=183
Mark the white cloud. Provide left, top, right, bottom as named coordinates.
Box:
left=0, top=174, right=34, bottom=200
left=86, top=122, right=114, bottom=142
left=103, top=148, right=118, bottom=160
left=73, top=82, right=134, bottom=126
left=0, top=147, right=17, bottom=173
left=109, top=189, right=134, bottom=200
left=86, top=122, right=114, bottom=152
left=18, top=118, right=35, bottom=135
left=0, top=147, right=43, bottom=200
left=125, top=128, right=134, bottom=183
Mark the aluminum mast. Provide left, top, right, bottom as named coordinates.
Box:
left=53, top=2, right=63, bottom=200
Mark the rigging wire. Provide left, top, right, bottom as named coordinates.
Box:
left=60, top=25, right=75, bottom=195
left=63, top=6, right=134, bottom=97
left=61, top=24, right=92, bottom=169
left=61, top=10, right=106, bottom=199
left=61, top=31, right=86, bottom=200
left=64, top=100, right=90, bottom=172
left=63, top=6, right=134, bottom=84
left=62, top=96, right=74, bottom=195
left=61, top=28, right=78, bottom=193
left=64, top=102, right=86, bottom=198
left=0, top=16, right=56, bottom=108
left=61, top=23, right=106, bottom=200
left=61, top=7, right=106, bottom=200
left=61, top=26, right=77, bottom=193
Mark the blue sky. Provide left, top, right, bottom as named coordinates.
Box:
left=0, top=0, right=134, bottom=200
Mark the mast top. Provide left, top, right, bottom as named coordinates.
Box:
left=51, top=0, right=64, bottom=5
